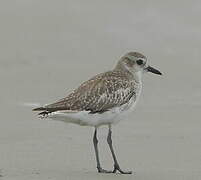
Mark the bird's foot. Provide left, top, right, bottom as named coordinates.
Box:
left=112, top=164, right=132, bottom=174
left=97, top=167, right=113, bottom=173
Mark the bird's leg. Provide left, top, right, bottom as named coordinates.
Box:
left=93, top=127, right=113, bottom=173
left=107, top=125, right=132, bottom=174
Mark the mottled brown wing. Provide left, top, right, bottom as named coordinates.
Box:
left=34, top=71, right=136, bottom=114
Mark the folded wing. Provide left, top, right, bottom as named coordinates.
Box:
left=33, top=71, right=136, bottom=115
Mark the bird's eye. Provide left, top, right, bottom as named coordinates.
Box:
left=136, top=59, right=143, bottom=65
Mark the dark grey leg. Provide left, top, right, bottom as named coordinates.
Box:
left=93, top=127, right=113, bottom=173
left=107, top=125, right=132, bottom=174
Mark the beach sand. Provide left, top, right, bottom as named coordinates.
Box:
left=0, top=0, right=201, bottom=179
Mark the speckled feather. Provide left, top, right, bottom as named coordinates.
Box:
left=36, top=70, right=139, bottom=115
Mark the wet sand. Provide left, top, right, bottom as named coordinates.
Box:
left=0, top=0, right=201, bottom=179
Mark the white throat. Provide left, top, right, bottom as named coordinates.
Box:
left=133, top=71, right=142, bottom=83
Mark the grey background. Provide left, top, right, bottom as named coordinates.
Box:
left=0, top=0, right=201, bottom=179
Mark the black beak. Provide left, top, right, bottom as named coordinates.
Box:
left=146, top=66, right=162, bottom=75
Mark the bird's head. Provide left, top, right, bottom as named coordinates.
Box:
left=115, top=52, right=162, bottom=80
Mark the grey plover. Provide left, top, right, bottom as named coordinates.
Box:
left=33, top=52, right=162, bottom=174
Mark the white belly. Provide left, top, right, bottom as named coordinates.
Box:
left=48, top=84, right=142, bottom=127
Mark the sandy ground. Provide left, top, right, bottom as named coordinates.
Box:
left=0, top=0, right=201, bottom=179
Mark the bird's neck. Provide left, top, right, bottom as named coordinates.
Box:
left=114, top=63, right=142, bottom=83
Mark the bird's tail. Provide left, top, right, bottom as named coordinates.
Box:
left=19, top=102, right=48, bottom=118
left=32, top=107, right=46, bottom=111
